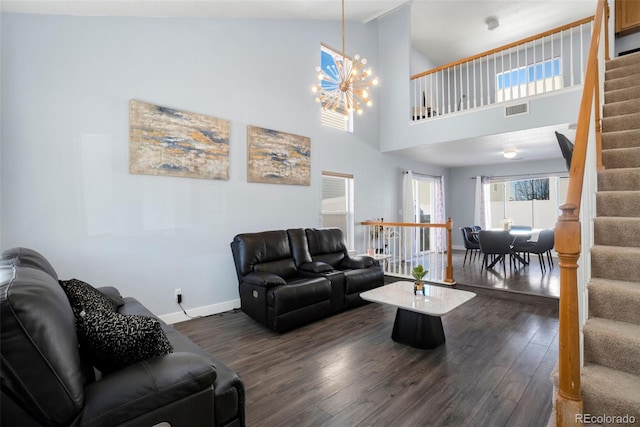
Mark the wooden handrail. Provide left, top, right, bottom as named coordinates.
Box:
left=411, top=15, right=595, bottom=80
left=360, top=220, right=448, bottom=229
left=555, top=0, right=607, bottom=425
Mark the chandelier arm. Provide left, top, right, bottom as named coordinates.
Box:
left=342, top=0, right=345, bottom=59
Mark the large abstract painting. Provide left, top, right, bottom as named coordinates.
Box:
left=129, top=100, right=230, bottom=180
left=247, top=125, right=311, bottom=186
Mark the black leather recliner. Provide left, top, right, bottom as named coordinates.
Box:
left=0, top=247, right=245, bottom=427
left=230, top=228, right=383, bottom=333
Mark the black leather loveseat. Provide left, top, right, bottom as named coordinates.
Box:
left=0, top=247, right=245, bottom=427
left=230, top=228, right=384, bottom=332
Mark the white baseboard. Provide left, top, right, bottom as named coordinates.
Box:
left=160, top=298, right=241, bottom=325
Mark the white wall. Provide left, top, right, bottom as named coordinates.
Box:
left=0, top=12, right=445, bottom=322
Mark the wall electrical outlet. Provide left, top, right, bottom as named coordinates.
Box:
left=175, top=288, right=182, bottom=303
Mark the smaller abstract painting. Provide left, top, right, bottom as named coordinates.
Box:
left=129, top=100, right=230, bottom=180
left=247, top=125, right=311, bottom=186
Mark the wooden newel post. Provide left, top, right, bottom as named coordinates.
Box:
left=555, top=203, right=584, bottom=426
left=445, top=217, right=455, bottom=285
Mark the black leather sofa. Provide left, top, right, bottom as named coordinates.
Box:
left=230, top=228, right=384, bottom=332
left=0, top=247, right=245, bottom=427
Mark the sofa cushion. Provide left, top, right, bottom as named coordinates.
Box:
left=0, top=265, right=85, bottom=426
left=76, top=310, right=173, bottom=374
left=232, top=230, right=297, bottom=277
left=305, top=228, right=347, bottom=268
left=266, top=277, right=331, bottom=312
left=59, top=278, right=119, bottom=314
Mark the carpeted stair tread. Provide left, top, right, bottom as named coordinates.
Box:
left=594, top=217, right=640, bottom=247
left=603, top=98, right=640, bottom=117
left=602, top=147, right=640, bottom=169
left=596, top=193, right=640, bottom=217
left=589, top=278, right=640, bottom=326
left=601, top=112, right=640, bottom=133
left=591, top=245, right=640, bottom=283
left=598, top=167, right=640, bottom=191
left=584, top=317, right=640, bottom=377
left=582, top=363, right=640, bottom=423
left=606, top=51, right=640, bottom=70
left=604, top=74, right=640, bottom=92
left=604, top=75, right=639, bottom=92
left=575, top=50, right=640, bottom=424
left=601, top=128, right=640, bottom=150
left=605, top=60, right=640, bottom=80
left=604, top=85, right=640, bottom=103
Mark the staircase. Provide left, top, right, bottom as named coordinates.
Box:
left=581, top=50, right=640, bottom=423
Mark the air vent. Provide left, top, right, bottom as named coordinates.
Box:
left=505, top=102, right=529, bottom=117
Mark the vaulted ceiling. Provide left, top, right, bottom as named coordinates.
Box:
left=2, top=0, right=598, bottom=167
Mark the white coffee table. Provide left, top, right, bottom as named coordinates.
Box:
left=360, top=281, right=476, bottom=349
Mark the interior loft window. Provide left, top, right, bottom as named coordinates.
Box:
left=496, top=57, right=562, bottom=101
left=319, top=44, right=353, bottom=133
left=321, top=172, right=355, bottom=250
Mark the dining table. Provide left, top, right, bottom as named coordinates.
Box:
left=472, top=228, right=542, bottom=267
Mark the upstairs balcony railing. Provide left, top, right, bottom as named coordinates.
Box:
left=410, top=16, right=595, bottom=121
left=360, top=219, right=455, bottom=285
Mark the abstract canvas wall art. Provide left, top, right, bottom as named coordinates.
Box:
left=129, top=100, right=230, bottom=180
left=247, top=125, right=311, bottom=186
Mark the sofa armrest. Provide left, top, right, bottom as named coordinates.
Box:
left=341, top=255, right=375, bottom=269
left=298, top=262, right=334, bottom=274
left=242, top=271, right=286, bottom=287
left=80, top=352, right=216, bottom=426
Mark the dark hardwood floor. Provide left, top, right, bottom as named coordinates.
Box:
left=448, top=249, right=559, bottom=304
left=175, top=291, right=559, bottom=427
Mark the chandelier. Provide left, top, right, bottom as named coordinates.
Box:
left=312, top=0, right=378, bottom=117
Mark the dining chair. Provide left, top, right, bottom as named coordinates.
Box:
left=478, top=230, right=514, bottom=274
left=460, top=227, right=480, bottom=265
left=510, top=225, right=533, bottom=262
left=513, top=229, right=555, bottom=273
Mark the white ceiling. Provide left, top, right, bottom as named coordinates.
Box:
left=2, top=0, right=596, bottom=167
left=1, top=0, right=598, bottom=65
left=394, top=123, right=576, bottom=168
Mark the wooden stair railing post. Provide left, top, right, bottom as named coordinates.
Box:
left=554, top=2, right=606, bottom=425
left=445, top=217, right=455, bottom=284
left=555, top=204, right=583, bottom=426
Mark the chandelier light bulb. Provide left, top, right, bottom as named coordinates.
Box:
left=362, top=90, right=369, bottom=99
left=366, top=100, right=372, bottom=107
left=372, top=78, right=379, bottom=85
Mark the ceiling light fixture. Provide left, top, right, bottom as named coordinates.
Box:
left=485, top=16, right=499, bottom=31
left=503, top=148, right=517, bottom=159
left=311, top=0, right=378, bottom=117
